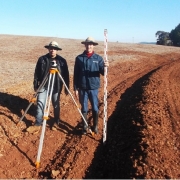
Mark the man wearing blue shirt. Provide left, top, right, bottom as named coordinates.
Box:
left=73, top=37, right=109, bottom=135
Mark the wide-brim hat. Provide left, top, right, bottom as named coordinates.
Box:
left=81, top=37, right=98, bottom=46
left=44, top=41, right=62, bottom=50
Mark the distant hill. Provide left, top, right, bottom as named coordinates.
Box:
left=139, top=42, right=156, bottom=44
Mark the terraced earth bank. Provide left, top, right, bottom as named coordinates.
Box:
left=0, top=35, right=180, bottom=179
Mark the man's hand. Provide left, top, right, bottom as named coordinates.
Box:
left=104, top=60, right=109, bottom=67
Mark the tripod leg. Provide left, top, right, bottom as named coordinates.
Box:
left=17, top=102, right=34, bottom=125
left=56, top=71, right=94, bottom=136
left=17, top=73, right=49, bottom=124
left=43, top=72, right=55, bottom=119
left=35, top=72, right=50, bottom=95
left=35, top=71, right=56, bottom=168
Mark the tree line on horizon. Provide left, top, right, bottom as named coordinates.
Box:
left=156, top=23, right=180, bottom=46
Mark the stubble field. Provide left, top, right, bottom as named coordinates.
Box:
left=0, top=35, right=180, bottom=179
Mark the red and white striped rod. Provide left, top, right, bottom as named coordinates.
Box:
left=103, top=29, right=108, bottom=143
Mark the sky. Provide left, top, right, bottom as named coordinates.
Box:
left=0, top=0, right=179, bottom=43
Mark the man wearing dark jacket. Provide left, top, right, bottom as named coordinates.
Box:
left=28, top=41, right=69, bottom=132
left=73, top=37, right=109, bottom=135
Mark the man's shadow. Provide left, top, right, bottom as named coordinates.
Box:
left=0, top=92, right=78, bottom=134
left=46, top=116, right=74, bottom=134
left=0, top=92, right=36, bottom=126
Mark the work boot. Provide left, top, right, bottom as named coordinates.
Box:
left=82, top=113, right=88, bottom=135
left=92, top=111, right=99, bottom=134
left=26, top=125, right=41, bottom=134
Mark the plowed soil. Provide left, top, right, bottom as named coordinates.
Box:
left=0, top=35, right=180, bottom=179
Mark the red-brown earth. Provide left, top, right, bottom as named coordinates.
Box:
left=0, top=35, right=180, bottom=179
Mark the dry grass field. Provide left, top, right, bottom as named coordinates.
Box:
left=0, top=34, right=180, bottom=178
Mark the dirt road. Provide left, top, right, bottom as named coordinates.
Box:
left=0, top=35, right=180, bottom=178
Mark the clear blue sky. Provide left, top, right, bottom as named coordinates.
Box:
left=0, top=0, right=179, bottom=43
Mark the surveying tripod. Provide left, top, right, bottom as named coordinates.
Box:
left=18, top=60, right=94, bottom=168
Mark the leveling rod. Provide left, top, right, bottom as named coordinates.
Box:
left=103, top=29, right=108, bottom=144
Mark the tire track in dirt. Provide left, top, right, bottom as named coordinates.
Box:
left=38, top=131, right=96, bottom=179
left=38, top=133, right=83, bottom=178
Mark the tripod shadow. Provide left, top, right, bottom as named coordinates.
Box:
left=0, top=92, right=36, bottom=126
left=1, top=121, right=34, bottom=166
left=46, top=116, right=75, bottom=134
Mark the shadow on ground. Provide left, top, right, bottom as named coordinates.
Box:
left=85, top=68, right=159, bottom=179
left=0, top=92, right=36, bottom=126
